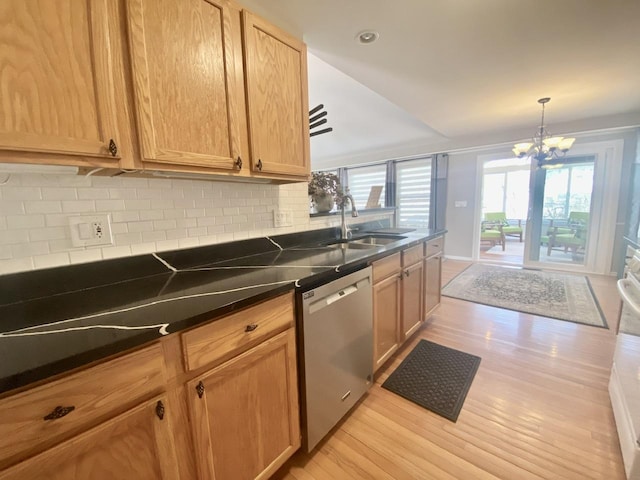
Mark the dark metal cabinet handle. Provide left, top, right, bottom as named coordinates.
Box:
left=245, top=324, right=258, bottom=332
left=235, top=156, right=243, bottom=170
left=256, top=159, right=263, bottom=171
left=404, top=270, right=410, bottom=277
left=108, top=139, right=118, bottom=157
left=155, top=401, right=165, bottom=420
left=196, top=381, right=205, bottom=399
left=44, top=405, right=75, bottom=421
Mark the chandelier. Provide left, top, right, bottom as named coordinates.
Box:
left=512, top=97, right=575, bottom=169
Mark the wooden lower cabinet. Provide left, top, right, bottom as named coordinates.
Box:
left=0, top=395, right=179, bottom=480
left=187, top=327, right=300, bottom=480
left=424, top=237, right=443, bottom=318
left=401, top=260, right=424, bottom=340
left=373, top=272, right=402, bottom=371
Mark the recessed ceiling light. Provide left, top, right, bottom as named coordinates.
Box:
left=356, top=30, right=379, bottom=45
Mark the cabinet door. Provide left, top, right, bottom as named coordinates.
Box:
left=0, top=0, right=122, bottom=163
left=242, top=11, right=310, bottom=178
left=373, top=273, right=401, bottom=372
left=0, top=395, right=179, bottom=480
left=402, top=260, right=424, bottom=340
left=188, top=328, right=300, bottom=480
left=127, top=0, right=242, bottom=170
left=425, top=254, right=442, bottom=317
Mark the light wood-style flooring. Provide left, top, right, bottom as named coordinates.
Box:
left=274, top=259, right=626, bottom=480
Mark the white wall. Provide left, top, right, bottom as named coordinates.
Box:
left=0, top=173, right=312, bottom=275
left=444, top=128, right=639, bottom=274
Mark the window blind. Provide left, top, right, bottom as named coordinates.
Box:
left=396, top=158, right=432, bottom=228
left=346, top=164, right=386, bottom=209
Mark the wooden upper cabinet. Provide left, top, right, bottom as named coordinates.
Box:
left=0, top=0, right=122, bottom=164
left=242, top=11, right=310, bottom=178
left=126, top=0, right=242, bottom=170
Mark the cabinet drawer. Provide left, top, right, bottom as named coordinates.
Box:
left=0, top=343, right=165, bottom=468
left=372, top=253, right=401, bottom=283
left=425, top=236, right=444, bottom=258
left=182, top=293, right=295, bottom=372
left=402, top=244, right=424, bottom=267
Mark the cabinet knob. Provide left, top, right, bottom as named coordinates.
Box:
left=44, top=405, right=75, bottom=421
left=404, top=270, right=410, bottom=277
left=108, top=139, right=118, bottom=157
left=245, top=324, right=258, bottom=332
left=256, top=159, right=263, bottom=171
left=155, top=400, right=165, bottom=420
left=235, top=156, right=243, bottom=170
left=196, top=381, right=205, bottom=399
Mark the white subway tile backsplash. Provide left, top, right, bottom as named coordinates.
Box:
left=114, top=232, right=143, bottom=245
left=62, top=200, right=95, bottom=213
left=33, top=252, right=71, bottom=269
left=142, top=230, right=167, bottom=242
left=7, top=214, right=45, bottom=229
left=0, top=174, right=312, bottom=274
left=42, top=187, right=77, bottom=200
left=95, top=199, right=125, bottom=211
left=77, top=188, right=109, bottom=200
left=0, top=229, right=29, bottom=245
left=28, top=227, right=67, bottom=242
left=130, top=242, right=157, bottom=255
left=12, top=241, right=49, bottom=257
left=127, top=221, right=154, bottom=232
left=101, top=245, right=132, bottom=260
left=69, top=249, right=103, bottom=264
left=24, top=201, right=62, bottom=214
left=153, top=219, right=176, bottom=230
left=139, top=210, right=164, bottom=221
left=2, top=187, right=41, bottom=200
left=0, top=257, right=34, bottom=274
left=0, top=201, right=26, bottom=215
left=111, top=211, right=140, bottom=223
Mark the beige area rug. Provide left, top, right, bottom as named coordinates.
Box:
left=442, top=264, right=607, bottom=328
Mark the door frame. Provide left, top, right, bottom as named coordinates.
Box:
left=521, top=139, right=623, bottom=274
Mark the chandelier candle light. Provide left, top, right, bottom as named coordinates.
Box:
left=512, top=97, right=576, bottom=169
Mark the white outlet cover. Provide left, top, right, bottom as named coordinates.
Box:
left=69, top=214, right=113, bottom=247
left=273, top=209, right=293, bottom=228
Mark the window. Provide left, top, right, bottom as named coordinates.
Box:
left=346, top=164, right=386, bottom=209
left=396, top=158, right=432, bottom=228
left=482, top=158, right=531, bottom=220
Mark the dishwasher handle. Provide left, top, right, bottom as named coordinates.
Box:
left=307, top=278, right=367, bottom=315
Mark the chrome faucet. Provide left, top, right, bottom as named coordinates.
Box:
left=340, top=189, right=359, bottom=239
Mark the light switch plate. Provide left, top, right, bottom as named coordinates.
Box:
left=273, top=209, right=293, bottom=227
left=454, top=200, right=467, bottom=208
left=69, top=214, right=113, bottom=247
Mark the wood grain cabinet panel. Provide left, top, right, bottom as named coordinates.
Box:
left=0, top=395, right=180, bottom=480
left=402, top=260, right=424, bottom=340
left=425, top=254, right=442, bottom=317
left=0, top=0, right=123, bottom=163
left=126, top=0, right=242, bottom=170
left=0, top=343, right=165, bottom=469
left=373, top=273, right=401, bottom=372
left=182, top=292, right=294, bottom=372
left=187, top=328, right=300, bottom=480
left=242, top=11, right=310, bottom=178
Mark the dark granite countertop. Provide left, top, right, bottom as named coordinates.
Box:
left=0, top=223, right=445, bottom=395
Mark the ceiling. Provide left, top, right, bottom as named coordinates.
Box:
left=240, top=0, right=640, bottom=168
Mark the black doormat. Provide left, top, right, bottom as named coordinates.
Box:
left=381, top=340, right=481, bottom=422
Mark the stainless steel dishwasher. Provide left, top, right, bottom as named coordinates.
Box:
left=299, top=267, right=373, bottom=451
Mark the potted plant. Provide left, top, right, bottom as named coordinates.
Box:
left=308, top=172, right=342, bottom=213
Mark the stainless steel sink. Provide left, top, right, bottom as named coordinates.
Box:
left=325, top=235, right=406, bottom=250
left=327, top=242, right=378, bottom=250
left=350, top=235, right=406, bottom=246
